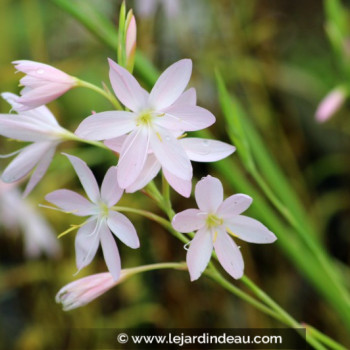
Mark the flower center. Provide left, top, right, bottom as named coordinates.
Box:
left=206, top=213, right=223, bottom=228
left=99, top=201, right=110, bottom=218
left=136, top=111, right=153, bottom=126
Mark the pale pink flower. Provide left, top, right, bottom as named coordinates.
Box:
left=75, top=59, right=215, bottom=189
left=0, top=92, right=68, bottom=196
left=0, top=179, right=61, bottom=258
left=13, top=60, right=77, bottom=110
left=104, top=87, right=234, bottom=197
left=172, top=176, right=277, bottom=281
left=56, top=272, right=127, bottom=311
left=45, top=154, right=139, bottom=280
left=315, top=87, right=346, bottom=123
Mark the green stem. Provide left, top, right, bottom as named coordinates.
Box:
left=251, top=169, right=350, bottom=309
left=304, top=324, right=347, bottom=350
left=76, top=79, right=123, bottom=110
left=125, top=262, right=187, bottom=275
left=63, top=131, right=111, bottom=150
left=161, top=173, right=175, bottom=219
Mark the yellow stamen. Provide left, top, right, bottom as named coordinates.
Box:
left=177, top=133, right=188, bottom=140
left=226, top=227, right=238, bottom=238
left=156, top=132, right=162, bottom=141
left=213, top=230, right=218, bottom=243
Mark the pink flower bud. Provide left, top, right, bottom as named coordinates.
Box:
left=13, top=60, right=77, bottom=111
left=126, top=15, right=137, bottom=71
left=56, top=271, right=129, bottom=311
left=315, top=88, right=346, bottom=123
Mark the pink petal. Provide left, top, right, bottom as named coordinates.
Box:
left=64, top=154, right=100, bottom=203
left=213, top=229, right=244, bottom=279
left=2, top=92, right=59, bottom=127
left=126, top=15, right=137, bottom=61
left=217, top=194, right=252, bottom=218
left=149, top=126, right=192, bottom=180
left=225, top=215, right=277, bottom=244
left=149, top=59, right=192, bottom=110
left=107, top=211, right=140, bottom=248
left=23, top=145, right=56, bottom=197
left=45, top=189, right=96, bottom=216
left=172, top=87, right=197, bottom=106
left=117, top=127, right=150, bottom=188
left=75, top=219, right=100, bottom=270
left=156, top=105, right=215, bottom=132
left=0, top=115, right=57, bottom=142
left=172, top=208, right=205, bottom=233
left=108, top=58, right=148, bottom=112
left=163, top=168, right=192, bottom=197
left=186, top=227, right=213, bottom=281
left=75, top=111, right=136, bottom=140
left=2, top=142, right=51, bottom=183
left=195, top=175, right=223, bottom=213
left=100, top=221, right=121, bottom=281
left=181, top=138, right=235, bottom=162
left=126, top=154, right=161, bottom=193
left=104, top=136, right=127, bottom=153
left=101, top=166, right=123, bottom=207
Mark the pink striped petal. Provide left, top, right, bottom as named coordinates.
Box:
left=172, top=209, right=205, bottom=233
left=181, top=138, right=235, bottom=162
left=195, top=176, right=223, bottom=213
left=217, top=194, right=252, bottom=218
left=2, top=92, right=59, bottom=126
left=163, top=168, right=192, bottom=197
left=2, top=142, right=51, bottom=183
left=101, top=166, right=123, bottom=207
left=108, top=58, right=148, bottom=112
left=75, top=111, right=136, bottom=140
left=100, top=222, right=121, bottom=281
left=225, top=215, right=277, bottom=244
left=117, top=127, right=150, bottom=188
left=104, top=136, right=128, bottom=153
left=186, top=227, right=213, bottom=281
left=0, top=115, right=57, bottom=142
left=172, top=88, right=197, bottom=107
left=213, top=229, right=244, bottom=279
left=149, top=59, right=192, bottom=110
left=156, top=105, right=215, bottom=131
left=45, top=189, right=96, bottom=216
left=107, top=211, right=139, bottom=248
left=149, top=126, right=192, bottom=180
left=64, top=154, right=100, bottom=203
left=126, top=154, right=161, bottom=193
left=75, top=219, right=100, bottom=270
left=23, top=145, right=56, bottom=197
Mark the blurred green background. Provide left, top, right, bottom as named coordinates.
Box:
left=1, top=0, right=350, bottom=349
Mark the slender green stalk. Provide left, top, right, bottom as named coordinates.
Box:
left=63, top=132, right=111, bottom=151
left=304, top=324, right=347, bottom=350
left=125, top=262, right=187, bottom=275
left=76, top=79, right=122, bottom=110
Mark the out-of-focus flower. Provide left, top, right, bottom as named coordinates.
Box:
left=13, top=60, right=77, bottom=110
left=172, top=176, right=276, bottom=281
left=0, top=179, right=61, bottom=258
left=126, top=14, right=137, bottom=71
left=75, top=59, right=215, bottom=190
left=0, top=93, right=69, bottom=196
left=134, top=0, right=179, bottom=19
left=45, top=154, right=139, bottom=281
left=315, top=87, right=347, bottom=123
left=56, top=271, right=127, bottom=311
